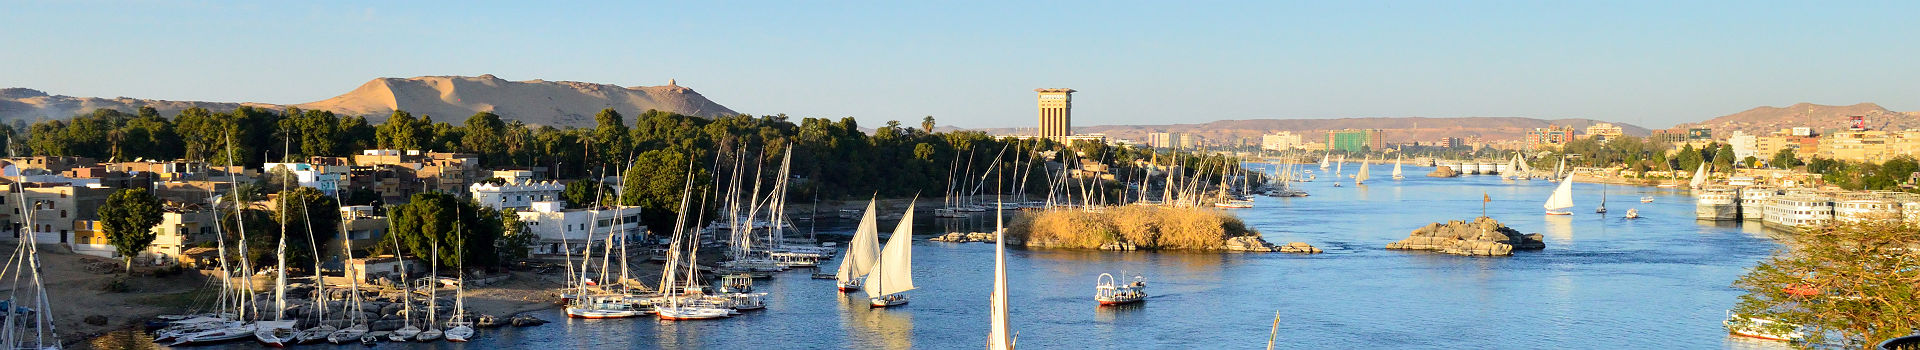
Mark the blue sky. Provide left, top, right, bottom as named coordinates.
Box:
left=3, top=1, right=1916, bottom=129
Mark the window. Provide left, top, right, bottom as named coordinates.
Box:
left=60, top=210, right=66, bottom=218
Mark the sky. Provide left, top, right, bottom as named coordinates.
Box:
left=3, top=1, right=1917, bottom=129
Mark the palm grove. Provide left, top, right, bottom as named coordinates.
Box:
left=40, top=106, right=1236, bottom=271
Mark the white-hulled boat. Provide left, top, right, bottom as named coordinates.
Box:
left=865, top=203, right=917, bottom=308
left=1724, top=311, right=1805, bottom=341
left=1739, top=186, right=1778, bottom=222
left=1212, top=200, right=1254, bottom=208
left=326, top=324, right=368, bottom=344
left=1640, top=196, right=1655, bottom=203
left=565, top=296, right=649, bottom=318
left=1544, top=174, right=1575, bottom=215
left=293, top=324, right=336, bottom=345
left=1354, top=156, right=1371, bottom=186
left=444, top=317, right=474, bottom=342
left=1391, top=155, right=1405, bottom=180
left=836, top=199, right=883, bottom=292
left=171, top=322, right=256, bottom=346
left=1624, top=208, right=1640, bottom=219
left=416, top=327, right=444, bottom=342
left=1094, top=273, right=1147, bottom=306
left=1763, top=195, right=1834, bottom=230
left=1694, top=186, right=1740, bottom=221
left=388, top=325, right=421, bottom=342
left=1835, top=198, right=1901, bottom=223
left=1596, top=184, right=1609, bottom=214
left=253, top=319, right=297, bottom=347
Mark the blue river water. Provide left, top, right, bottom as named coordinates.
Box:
left=96, top=163, right=1791, bottom=349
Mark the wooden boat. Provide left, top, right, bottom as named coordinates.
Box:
left=253, top=319, right=297, bottom=347
left=865, top=203, right=918, bottom=308
left=836, top=200, right=883, bottom=292
left=1094, top=273, right=1148, bottom=306
left=327, top=324, right=368, bottom=344
left=1544, top=174, right=1575, bottom=215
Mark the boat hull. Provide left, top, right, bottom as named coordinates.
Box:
left=869, top=295, right=909, bottom=308
left=1695, top=204, right=1739, bottom=221
left=565, top=307, right=648, bottom=319
left=1545, top=210, right=1572, bottom=216
left=1097, top=298, right=1145, bottom=306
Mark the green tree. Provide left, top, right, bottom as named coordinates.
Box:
left=462, top=112, right=509, bottom=165
left=382, top=192, right=508, bottom=268
left=592, top=108, right=631, bottom=165
left=921, top=116, right=936, bottom=133
left=376, top=110, right=428, bottom=150
left=622, top=149, right=710, bottom=230
left=1733, top=219, right=1920, bottom=346
left=1771, top=149, right=1803, bottom=169
left=100, top=188, right=163, bottom=273
left=562, top=179, right=610, bottom=209
left=1713, top=144, right=1736, bottom=170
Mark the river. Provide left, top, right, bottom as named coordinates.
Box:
left=93, top=163, right=1790, bottom=349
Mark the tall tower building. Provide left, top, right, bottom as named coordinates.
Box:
left=1035, top=88, right=1075, bottom=142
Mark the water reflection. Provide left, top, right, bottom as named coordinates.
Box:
left=842, top=292, right=914, bottom=349
left=1542, top=215, right=1575, bottom=243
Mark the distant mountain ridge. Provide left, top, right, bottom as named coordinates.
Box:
left=0, top=75, right=739, bottom=127
left=1671, top=102, right=1920, bottom=136
left=979, top=117, right=1651, bottom=145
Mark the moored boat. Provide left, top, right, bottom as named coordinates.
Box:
left=1694, top=186, right=1740, bottom=221
left=1723, top=311, right=1805, bottom=341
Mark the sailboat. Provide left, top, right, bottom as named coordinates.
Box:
left=1553, top=157, right=1567, bottom=180
left=170, top=134, right=256, bottom=347
left=865, top=203, right=917, bottom=308
left=415, top=243, right=444, bottom=342
left=1544, top=174, right=1576, bottom=215
left=1318, top=152, right=1329, bottom=170
left=987, top=198, right=1015, bottom=350
left=654, top=168, right=732, bottom=321
left=327, top=191, right=369, bottom=344
left=1331, top=156, right=1345, bottom=187
left=835, top=200, right=882, bottom=292
left=256, top=148, right=298, bottom=347
left=1689, top=163, right=1709, bottom=189
left=1391, top=155, right=1405, bottom=180
left=1596, top=183, right=1609, bottom=214
left=445, top=215, right=475, bottom=342
left=388, top=239, right=421, bottom=342
left=1354, top=156, right=1371, bottom=186
left=293, top=200, right=336, bottom=345
left=0, top=136, right=60, bottom=350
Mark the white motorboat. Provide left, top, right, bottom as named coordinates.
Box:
left=1724, top=312, right=1805, bottom=341
left=1094, top=273, right=1148, bottom=306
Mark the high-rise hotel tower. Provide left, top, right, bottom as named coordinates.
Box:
left=1035, top=88, right=1076, bottom=142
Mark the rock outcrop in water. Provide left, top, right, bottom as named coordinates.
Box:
left=1386, top=217, right=1544, bottom=256
left=1427, top=166, right=1461, bottom=178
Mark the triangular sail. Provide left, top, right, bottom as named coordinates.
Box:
left=835, top=200, right=882, bottom=283
left=1690, top=163, right=1709, bottom=189
left=1355, top=157, right=1371, bottom=184
left=1544, top=174, right=1576, bottom=210
left=988, top=199, right=1013, bottom=350
left=1392, top=155, right=1403, bottom=177
left=864, top=204, right=916, bottom=298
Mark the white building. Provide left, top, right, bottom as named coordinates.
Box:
left=1260, top=132, right=1305, bottom=151
left=470, top=181, right=566, bottom=211
left=1728, top=131, right=1758, bottom=161
left=264, top=162, right=350, bottom=196
left=516, top=201, right=645, bottom=256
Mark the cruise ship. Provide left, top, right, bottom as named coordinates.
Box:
left=1834, top=198, right=1901, bottom=223
left=1762, top=195, right=1833, bottom=230
left=1737, top=186, right=1778, bottom=222
left=1694, top=186, right=1741, bottom=221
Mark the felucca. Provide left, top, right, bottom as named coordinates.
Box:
left=1544, top=174, right=1576, bottom=215
left=835, top=199, right=883, bottom=292
left=445, top=213, right=475, bottom=342
left=388, top=238, right=421, bottom=342
left=864, top=203, right=917, bottom=308
left=1689, top=163, right=1709, bottom=189
left=1391, top=155, right=1405, bottom=181
left=1596, top=183, right=1609, bottom=214
left=987, top=198, right=1015, bottom=350
left=1354, top=156, right=1371, bottom=186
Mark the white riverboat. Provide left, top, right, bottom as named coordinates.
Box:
left=1694, top=186, right=1740, bottom=221
left=1763, top=195, right=1833, bottom=230
left=1738, top=186, right=1777, bottom=222
left=1834, top=198, right=1901, bottom=223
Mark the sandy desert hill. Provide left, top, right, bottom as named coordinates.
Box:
left=1669, top=102, right=1920, bottom=136
left=0, top=75, right=738, bottom=128
left=296, top=74, right=737, bottom=126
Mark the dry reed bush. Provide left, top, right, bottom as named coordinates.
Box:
left=1008, top=206, right=1257, bottom=250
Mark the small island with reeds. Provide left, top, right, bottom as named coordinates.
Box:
left=1005, top=206, right=1304, bottom=252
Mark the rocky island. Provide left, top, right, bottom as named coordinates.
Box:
left=1006, top=206, right=1312, bottom=253
left=1386, top=217, right=1544, bottom=256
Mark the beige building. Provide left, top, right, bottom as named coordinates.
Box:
left=1818, top=130, right=1891, bottom=162
left=1260, top=132, right=1306, bottom=151
left=1035, top=88, right=1075, bottom=142
left=71, top=208, right=216, bottom=264
left=1584, top=123, right=1625, bottom=142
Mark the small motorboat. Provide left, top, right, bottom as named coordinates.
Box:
left=1724, top=311, right=1805, bottom=341
left=1094, top=273, right=1147, bottom=306
left=1640, top=196, right=1655, bottom=203
left=1624, top=208, right=1640, bottom=219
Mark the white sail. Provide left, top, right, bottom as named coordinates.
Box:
left=1355, top=157, right=1371, bottom=184
left=1319, top=153, right=1329, bottom=169
left=835, top=200, right=883, bottom=283
left=1544, top=174, right=1576, bottom=210
left=864, top=204, right=916, bottom=298
left=1554, top=158, right=1566, bottom=179
left=1690, top=163, right=1709, bottom=189
left=1392, top=155, right=1403, bottom=177
left=988, top=200, right=1013, bottom=350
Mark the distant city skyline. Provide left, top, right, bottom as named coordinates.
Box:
left=3, top=2, right=1917, bottom=129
